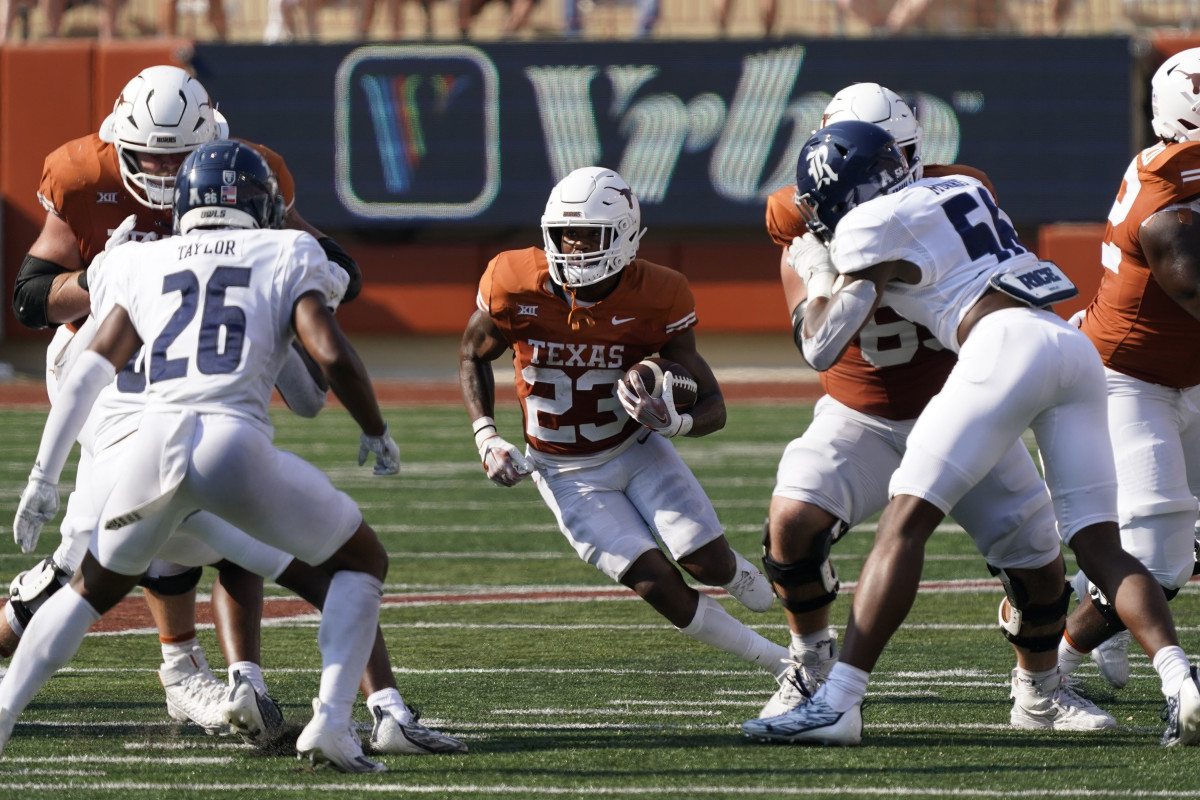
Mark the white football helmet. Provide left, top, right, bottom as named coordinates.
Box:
left=98, top=66, right=226, bottom=209
left=1151, top=48, right=1200, bottom=143
left=821, top=82, right=923, bottom=180
left=541, top=167, right=646, bottom=288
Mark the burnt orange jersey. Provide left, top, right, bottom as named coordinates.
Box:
left=1081, top=141, right=1200, bottom=388
left=479, top=248, right=697, bottom=456
left=37, top=133, right=297, bottom=269
left=764, top=163, right=992, bottom=420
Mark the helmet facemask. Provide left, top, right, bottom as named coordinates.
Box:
left=543, top=220, right=641, bottom=288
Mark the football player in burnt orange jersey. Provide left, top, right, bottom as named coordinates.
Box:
left=1057, top=49, right=1200, bottom=692
left=755, top=84, right=1115, bottom=733
left=1, top=66, right=460, bottom=753
left=460, top=167, right=795, bottom=690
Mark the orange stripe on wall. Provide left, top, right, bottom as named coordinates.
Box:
left=1036, top=222, right=1104, bottom=321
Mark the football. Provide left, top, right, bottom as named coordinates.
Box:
left=622, top=357, right=699, bottom=412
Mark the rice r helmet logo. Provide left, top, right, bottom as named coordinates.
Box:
left=805, top=144, right=838, bottom=188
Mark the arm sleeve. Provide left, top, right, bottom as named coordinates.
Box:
left=274, top=342, right=328, bottom=418
left=12, top=255, right=71, bottom=330
left=800, top=280, right=878, bottom=372
left=32, top=349, right=115, bottom=483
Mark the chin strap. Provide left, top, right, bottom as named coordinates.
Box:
left=566, top=286, right=596, bottom=331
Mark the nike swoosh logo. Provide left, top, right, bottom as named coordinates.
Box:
left=612, top=316, right=635, bottom=325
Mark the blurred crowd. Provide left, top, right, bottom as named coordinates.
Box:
left=0, top=0, right=1193, bottom=43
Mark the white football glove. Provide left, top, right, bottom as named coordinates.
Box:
left=324, top=260, right=351, bottom=312
left=478, top=433, right=532, bottom=487
left=357, top=423, right=400, bottom=476
left=14, top=477, right=59, bottom=554
left=616, top=370, right=692, bottom=438
left=85, top=214, right=143, bottom=291
left=787, top=233, right=837, bottom=299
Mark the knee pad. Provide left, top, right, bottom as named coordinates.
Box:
left=7, top=557, right=72, bottom=635
left=138, top=565, right=203, bottom=596
left=990, top=564, right=1071, bottom=653
left=761, top=518, right=846, bottom=614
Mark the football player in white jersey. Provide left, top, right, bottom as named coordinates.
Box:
left=757, top=83, right=1111, bottom=734
left=6, top=64, right=366, bottom=735
left=0, top=141, right=400, bottom=773
left=742, top=120, right=1200, bottom=748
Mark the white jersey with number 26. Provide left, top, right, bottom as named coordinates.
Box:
left=91, top=228, right=329, bottom=437
left=831, top=175, right=1039, bottom=353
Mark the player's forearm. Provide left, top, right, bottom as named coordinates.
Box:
left=46, top=271, right=92, bottom=324
left=458, top=357, right=497, bottom=422
left=323, top=350, right=386, bottom=436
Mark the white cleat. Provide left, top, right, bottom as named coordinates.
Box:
left=159, top=647, right=231, bottom=735
left=1162, top=667, right=1200, bottom=747
left=220, top=670, right=285, bottom=746
left=369, top=705, right=468, bottom=755
left=297, top=699, right=386, bottom=773
left=1009, top=668, right=1116, bottom=731
left=742, top=686, right=862, bottom=746
left=1091, top=630, right=1132, bottom=690
left=760, top=633, right=839, bottom=719
left=723, top=558, right=775, bottom=612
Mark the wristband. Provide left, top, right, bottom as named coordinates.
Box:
left=472, top=416, right=498, bottom=450
left=77, top=270, right=89, bottom=292
left=677, top=414, right=694, bottom=437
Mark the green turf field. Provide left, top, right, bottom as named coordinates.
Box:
left=0, top=400, right=1197, bottom=799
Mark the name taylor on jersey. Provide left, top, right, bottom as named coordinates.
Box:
left=176, top=238, right=239, bottom=260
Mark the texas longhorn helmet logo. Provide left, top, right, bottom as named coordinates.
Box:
left=1168, top=64, right=1200, bottom=94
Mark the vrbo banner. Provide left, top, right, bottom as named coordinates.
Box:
left=191, top=38, right=1132, bottom=230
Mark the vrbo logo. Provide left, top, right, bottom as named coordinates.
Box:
left=335, top=44, right=970, bottom=220
left=527, top=45, right=966, bottom=204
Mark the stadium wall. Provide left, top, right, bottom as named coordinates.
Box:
left=0, top=36, right=1188, bottom=339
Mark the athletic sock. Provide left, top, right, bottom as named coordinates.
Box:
left=1154, top=645, right=1192, bottom=698
left=316, top=571, right=383, bottom=726
left=0, top=588, right=99, bottom=717
left=677, top=593, right=790, bottom=679
left=822, top=661, right=869, bottom=713
left=228, top=661, right=268, bottom=697
left=367, top=687, right=413, bottom=724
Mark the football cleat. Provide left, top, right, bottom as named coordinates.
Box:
left=297, top=699, right=386, bottom=773
left=1161, top=667, right=1200, bottom=747
left=220, top=670, right=285, bottom=746
left=159, top=647, right=231, bottom=735
left=742, top=686, right=862, bottom=746
left=1091, top=630, right=1132, bottom=690
left=723, top=558, right=775, bottom=613
left=369, top=705, right=468, bottom=755
left=760, top=634, right=839, bottom=719
left=1009, top=668, right=1116, bottom=731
